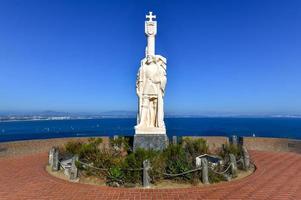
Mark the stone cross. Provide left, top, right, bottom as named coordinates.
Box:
left=146, top=11, right=156, bottom=21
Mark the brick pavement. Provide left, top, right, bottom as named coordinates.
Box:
left=1, top=151, right=301, bottom=200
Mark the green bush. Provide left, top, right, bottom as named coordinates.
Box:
left=92, top=149, right=123, bottom=169
left=78, top=142, right=101, bottom=161
left=161, top=140, right=209, bottom=183
left=122, top=148, right=160, bottom=185
left=64, top=137, right=242, bottom=187
left=183, top=138, right=208, bottom=154
left=183, top=138, right=209, bottom=165
left=65, top=141, right=83, bottom=155
left=88, top=137, right=103, bottom=146
left=163, top=144, right=191, bottom=181
left=219, top=143, right=242, bottom=159
left=208, top=169, right=225, bottom=183
left=65, top=137, right=103, bottom=158
left=149, top=153, right=166, bottom=183
left=109, top=136, right=130, bottom=152
left=106, top=166, right=124, bottom=186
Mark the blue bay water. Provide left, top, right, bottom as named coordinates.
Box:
left=0, top=118, right=301, bottom=142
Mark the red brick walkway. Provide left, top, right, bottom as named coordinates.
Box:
left=1, top=151, right=301, bottom=200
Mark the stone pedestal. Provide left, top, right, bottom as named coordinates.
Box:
left=133, top=134, right=168, bottom=151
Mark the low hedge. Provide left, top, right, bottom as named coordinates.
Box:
left=65, top=137, right=240, bottom=187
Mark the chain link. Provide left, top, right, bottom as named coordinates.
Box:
left=209, top=163, right=232, bottom=175
left=162, top=167, right=202, bottom=177
left=77, top=160, right=143, bottom=171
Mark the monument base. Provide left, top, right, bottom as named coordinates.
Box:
left=133, top=134, right=169, bottom=151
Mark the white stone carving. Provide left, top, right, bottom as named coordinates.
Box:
left=135, top=12, right=167, bottom=135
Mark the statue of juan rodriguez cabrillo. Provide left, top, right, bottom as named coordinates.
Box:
left=133, top=12, right=168, bottom=150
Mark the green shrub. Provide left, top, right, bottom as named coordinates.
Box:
left=65, top=138, right=103, bottom=158
left=65, top=137, right=232, bottom=186
left=106, top=166, right=124, bottom=186
left=77, top=145, right=124, bottom=179
left=183, top=138, right=209, bottom=165
left=187, top=138, right=209, bottom=184
left=149, top=153, right=166, bottom=183
left=219, top=143, right=242, bottom=159
left=163, top=144, right=191, bottom=181
left=88, top=137, right=103, bottom=146
left=110, top=136, right=129, bottom=149
left=183, top=138, right=208, bottom=154
left=78, top=142, right=100, bottom=161
left=208, top=169, right=225, bottom=183
left=65, top=141, right=83, bottom=155
left=122, top=148, right=160, bottom=185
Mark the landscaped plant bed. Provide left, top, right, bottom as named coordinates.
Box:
left=47, top=137, right=254, bottom=188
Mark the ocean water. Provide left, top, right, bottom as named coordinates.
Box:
left=0, top=118, right=301, bottom=142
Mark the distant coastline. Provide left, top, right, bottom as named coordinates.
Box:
left=1, top=117, right=301, bottom=142
left=1, top=114, right=301, bottom=123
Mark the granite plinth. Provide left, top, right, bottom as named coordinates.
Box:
left=134, top=127, right=166, bottom=135
left=133, top=134, right=168, bottom=151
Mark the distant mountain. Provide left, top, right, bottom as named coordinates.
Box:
left=39, top=110, right=71, bottom=116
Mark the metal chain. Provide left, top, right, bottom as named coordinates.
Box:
left=162, top=167, right=202, bottom=177
left=77, top=160, right=108, bottom=171
left=209, top=163, right=232, bottom=175
left=77, top=160, right=143, bottom=171
left=66, top=155, right=250, bottom=178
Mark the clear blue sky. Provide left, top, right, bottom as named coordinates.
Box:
left=0, top=0, right=300, bottom=115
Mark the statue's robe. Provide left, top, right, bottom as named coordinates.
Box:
left=136, top=56, right=167, bottom=128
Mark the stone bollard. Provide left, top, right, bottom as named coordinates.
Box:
left=51, top=148, right=59, bottom=171
left=143, top=160, right=151, bottom=188
left=229, top=154, right=237, bottom=177
left=171, top=136, right=182, bottom=145
left=238, top=136, right=243, bottom=146
left=242, top=146, right=250, bottom=170
left=69, top=155, right=79, bottom=181
left=48, top=147, right=55, bottom=166
left=231, top=135, right=238, bottom=146
left=195, top=157, right=201, bottom=168
left=172, top=136, right=177, bottom=145
left=111, top=135, right=121, bottom=151
left=201, top=158, right=209, bottom=184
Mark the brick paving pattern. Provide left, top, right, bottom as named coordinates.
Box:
left=1, top=151, right=301, bottom=199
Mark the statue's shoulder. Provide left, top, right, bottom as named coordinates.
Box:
left=140, top=58, right=147, bottom=66
left=155, top=55, right=167, bottom=63
left=155, top=55, right=167, bottom=72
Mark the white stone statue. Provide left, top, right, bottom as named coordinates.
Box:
left=135, top=12, right=167, bottom=134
